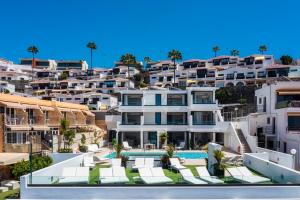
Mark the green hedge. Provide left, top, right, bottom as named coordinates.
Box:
left=12, top=155, right=52, bottom=179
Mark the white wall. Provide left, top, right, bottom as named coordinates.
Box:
left=144, top=113, right=155, bottom=124
left=244, top=153, right=300, bottom=184
left=255, top=147, right=294, bottom=169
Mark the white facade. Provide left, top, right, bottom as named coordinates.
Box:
left=0, top=81, right=15, bottom=93
left=241, top=82, right=300, bottom=169
left=116, top=87, right=234, bottom=150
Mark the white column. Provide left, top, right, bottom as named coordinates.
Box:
left=140, top=131, right=143, bottom=148
left=116, top=131, right=119, bottom=144
left=188, top=132, right=191, bottom=150
left=212, top=132, right=216, bottom=143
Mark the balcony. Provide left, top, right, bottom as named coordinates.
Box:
left=6, top=116, right=26, bottom=125
left=275, top=100, right=300, bottom=109
left=193, top=121, right=216, bottom=125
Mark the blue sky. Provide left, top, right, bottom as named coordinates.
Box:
left=0, top=0, right=299, bottom=67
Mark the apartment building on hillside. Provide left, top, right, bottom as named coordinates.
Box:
left=0, top=94, right=95, bottom=153
left=115, top=87, right=230, bottom=149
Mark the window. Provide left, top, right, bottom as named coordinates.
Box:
left=193, top=91, right=213, bottom=104
left=259, top=98, right=262, bottom=104
left=267, top=117, right=270, bottom=124
left=6, top=132, right=28, bottom=144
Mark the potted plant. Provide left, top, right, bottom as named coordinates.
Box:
left=161, top=144, right=174, bottom=168
left=213, top=149, right=225, bottom=176
left=159, top=132, right=168, bottom=148
left=114, top=143, right=123, bottom=158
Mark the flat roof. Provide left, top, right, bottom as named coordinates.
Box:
left=0, top=153, right=29, bottom=165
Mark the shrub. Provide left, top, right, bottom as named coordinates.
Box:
left=166, top=144, right=175, bottom=158
left=81, top=134, right=86, bottom=146
left=79, top=145, right=88, bottom=152
left=12, top=156, right=52, bottom=179
left=58, top=148, right=73, bottom=153
left=160, top=154, right=170, bottom=169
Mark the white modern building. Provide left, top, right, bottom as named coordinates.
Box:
left=0, top=81, right=15, bottom=93
left=20, top=58, right=57, bottom=70
left=116, top=87, right=241, bottom=150
left=56, top=60, right=88, bottom=71
left=233, top=82, right=300, bottom=169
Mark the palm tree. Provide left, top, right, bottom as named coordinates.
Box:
left=120, top=53, right=137, bottom=79
left=144, top=56, right=151, bottom=63
left=230, top=49, right=239, bottom=56
left=259, top=45, right=267, bottom=54
left=167, top=50, right=182, bottom=84
left=143, top=56, right=152, bottom=71
left=86, top=42, right=97, bottom=71
left=212, top=46, right=220, bottom=57
left=27, top=46, right=38, bottom=81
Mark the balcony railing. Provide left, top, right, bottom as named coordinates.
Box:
left=193, top=99, right=215, bottom=104
left=122, top=101, right=142, bottom=106
left=193, top=121, right=216, bottom=125
left=121, top=121, right=141, bottom=125
left=287, top=126, right=300, bottom=131
left=144, top=122, right=188, bottom=125
left=6, top=116, right=26, bottom=125
left=276, top=100, right=300, bottom=109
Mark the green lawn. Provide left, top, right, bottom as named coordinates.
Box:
left=0, top=189, right=19, bottom=200
left=90, top=164, right=199, bottom=184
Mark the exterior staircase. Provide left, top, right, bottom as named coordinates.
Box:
left=235, top=129, right=252, bottom=153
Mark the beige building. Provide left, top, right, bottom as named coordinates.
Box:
left=0, top=93, right=96, bottom=153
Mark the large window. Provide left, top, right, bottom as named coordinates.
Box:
left=193, top=91, right=214, bottom=104
left=122, top=113, right=142, bottom=125
left=123, top=94, right=142, bottom=106
left=288, top=116, right=300, bottom=131
left=167, top=94, right=187, bottom=106
left=6, top=132, right=28, bottom=144
left=193, top=111, right=215, bottom=125
left=167, top=113, right=187, bottom=125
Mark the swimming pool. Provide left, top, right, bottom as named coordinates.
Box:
left=105, top=151, right=207, bottom=160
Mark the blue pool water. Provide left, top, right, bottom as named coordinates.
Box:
left=105, top=151, right=207, bottom=160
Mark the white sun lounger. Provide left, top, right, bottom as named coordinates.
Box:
left=87, top=144, right=102, bottom=153
left=145, top=158, right=154, bottom=167
left=59, top=167, right=89, bottom=184
left=99, top=167, right=129, bottom=184
left=227, top=167, right=270, bottom=183
left=123, top=141, right=133, bottom=150
left=196, top=166, right=224, bottom=184
left=83, top=156, right=95, bottom=168
left=179, top=169, right=207, bottom=184
left=139, top=167, right=172, bottom=184
left=170, top=158, right=186, bottom=171
left=132, top=158, right=145, bottom=171
left=237, top=167, right=270, bottom=183
left=176, top=142, right=185, bottom=150
left=111, top=158, right=122, bottom=167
